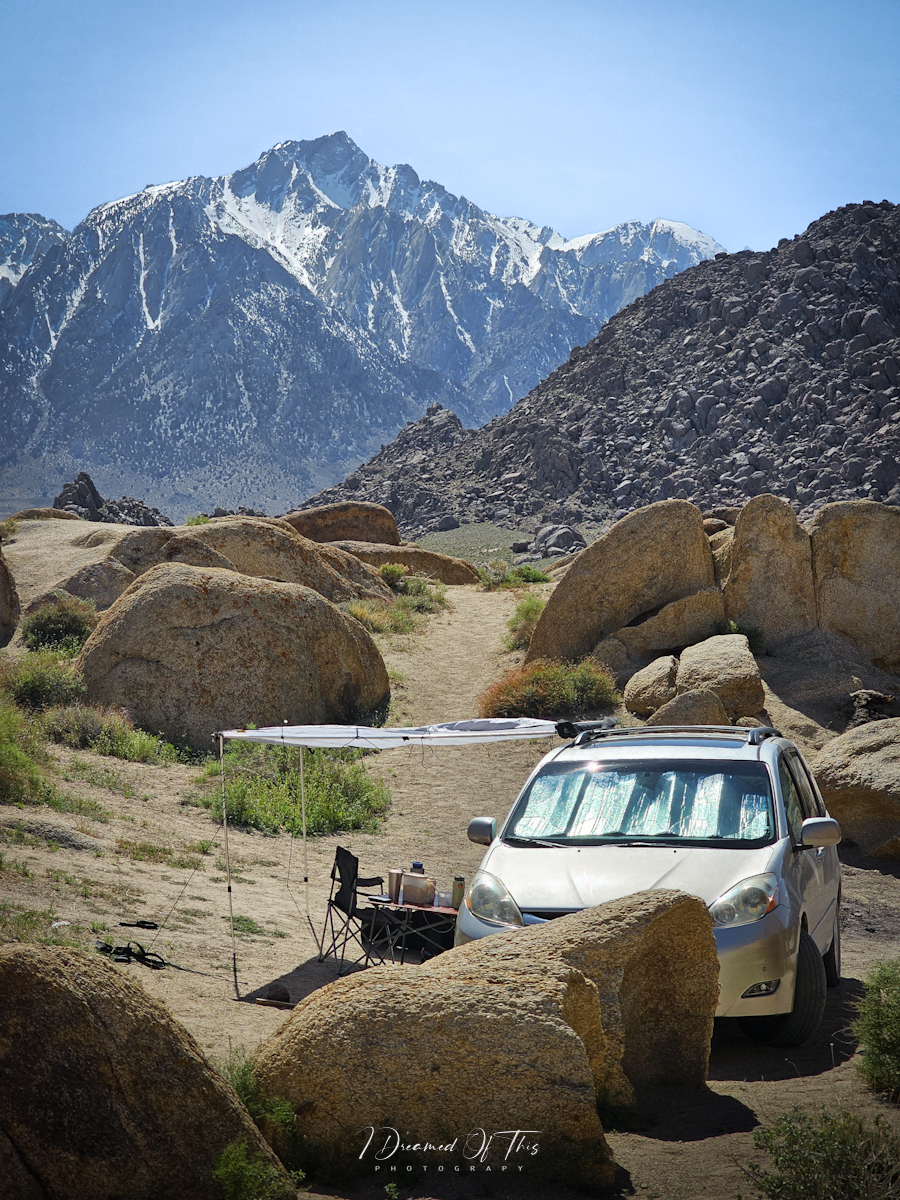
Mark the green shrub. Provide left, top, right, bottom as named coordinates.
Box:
left=714, top=617, right=763, bottom=655
left=213, top=1140, right=294, bottom=1200
left=479, top=559, right=551, bottom=589
left=184, top=513, right=211, bottom=525
left=343, top=579, right=445, bottom=634
left=378, top=562, right=408, bottom=588
left=0, top=518, right=18, bottom=542
left=40, top=705, right=181, bottom=764
left=504, top=593, right=546, bottom=651
left=218, top=1046, right=306, bottom=1176
left=478, top=658, right=618, bottom=719
left=0, top=699, right=43, bottom=804
left=210, top=742, right=390, bottom=836
left=2, top=653, right=85, bottom=712
left=742, top=1106, right=900, bottom=1199
left=20, top=593, right=98, bottom=653
left=854, top=958, right=900, bottom=1098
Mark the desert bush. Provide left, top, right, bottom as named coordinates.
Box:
left=184, top=513, right=211, bottom=525
left=478, top=658, right=618, bottom=719
left=344, top=578, right=445, bottom=634
left=2, top=653, right=85, bottom=712
left=742, top=1106, right=900, bottom=1199
left=378, top=562, right=408, bottom=588
left=40, top=704, right=181, bottom=764
left=504, top=593, right=546, bottom=651
left=20, top=593, right=98, bottom=653
left=0, top=698, right=44, bottom=804
left=479, top=559, right=550, bottom=590
left=208, top=742, right=390, bottom=836
left=854, top=958, right=900, bottom=1098
left=0, top=518, right=18, bottom=542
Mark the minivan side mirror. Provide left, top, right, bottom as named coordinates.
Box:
left=467, top=817, right=497, bottom=846
left=800, top=816, right=841, bottom=848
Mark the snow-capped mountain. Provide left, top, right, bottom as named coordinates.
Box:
left=0, top=213, right=69, bottom=305
left=0, top=133, right=722, bottom=517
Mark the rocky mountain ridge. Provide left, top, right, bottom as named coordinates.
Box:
left=0, top=133, right=719, bottom=519
left=0, top=212, right=69, bottom=306
left=303, top=200, right=900, bottom=538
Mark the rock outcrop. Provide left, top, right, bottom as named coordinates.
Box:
left=77, top=564, right=390, bottom=748
left=624, top=655, right=679, bottom=717
left=53, top=472, right=172, bottom=527
left=614, top=588, right=724, bottom=658
left=723, top=493, right=817, bottom=647
left=329, top=541, right=480, bottom=585
left=253, top=891, right=717, bottom=1187
left=813, top=718, right=900, bottom=858
left=645, top=688, right=730, bottom=727
left=526, top=501, right=714, bottom=663
left=675, top=634, right=766, bottom=718
left=809, top=500, right=900, bottom=672
left=0, top=548, right=19, bottom=646
left=282, top=501, right=400, bottom=545
left=0, top=944, right=292, bottom=1200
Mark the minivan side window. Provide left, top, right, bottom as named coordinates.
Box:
left=788, top=753, right=827, bottom=818
left=778, top=757, right=806, bottom=843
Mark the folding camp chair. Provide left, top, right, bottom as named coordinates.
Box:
left=317, top=846, right=394, bottom=975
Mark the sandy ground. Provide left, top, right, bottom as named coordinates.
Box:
left=2, top=583, right=900, bottom=1199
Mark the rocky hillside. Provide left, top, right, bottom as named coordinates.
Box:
left=0, top=133, right=719, bottom=519
left=305, top=200, right=900, bottom=538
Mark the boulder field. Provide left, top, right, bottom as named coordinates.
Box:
left=252, top=890, right=718, bottom=1189
left=528, top=496, right=900, bottom=671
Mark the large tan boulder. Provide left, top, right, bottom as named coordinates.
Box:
left=624, top=655, right=679, bottom=716
left=724, top=494, right=816, bottom=649
left=526, top=501, right=715, bottom=663
left=615, top=588, right=724, bottom=658
left=9, top=507, right=81, bottom=521
left=0, top=549, right=19, bottom=646
left=813, top=718, right=900, bottom=858
left=283, top=500, right=401, bottom=545
left=675, top=634, right=765, bottom=718
left=0, top=945, right=292, bottom=1200
left=809, top=501, right=900, bottom=672
left=645, top=689, right=730, bottom=727
left=330, top=540, right=480, bottom=584
left=709, top=525, right=734, bottom=589
left=253, top=892, right=717, bottom=1187
left=116, top=518, right=391, bottom=604
left=77, top=563, right=390, bottom=748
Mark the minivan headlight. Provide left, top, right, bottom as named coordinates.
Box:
left=710, top=873, right=779, bottom=927
left=465, top=870, right=524, bottom=927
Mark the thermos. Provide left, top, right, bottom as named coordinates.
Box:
left=452, top=875, right=465, bottom=909
left=388, top=868, right=402, bottom=903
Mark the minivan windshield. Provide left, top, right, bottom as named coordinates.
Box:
left=506, top=759, right=775, bottom=847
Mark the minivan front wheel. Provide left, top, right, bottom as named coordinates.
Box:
left=737, top=930, right=827, bottom=1047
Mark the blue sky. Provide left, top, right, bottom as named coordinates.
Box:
left=2, top=0, right=898, bottom=251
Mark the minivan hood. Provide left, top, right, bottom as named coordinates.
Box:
left=481, top=842, right=776, bottom=912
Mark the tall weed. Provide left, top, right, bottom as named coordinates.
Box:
left=0, top=699, right=44, bottom=803
left=40, top=705, right=182, bottom=764
left=504, top=593, right=546, bottom=651
left=1, top=653, right=85, bottom=711
left=209, top=742, right=390, bottom=836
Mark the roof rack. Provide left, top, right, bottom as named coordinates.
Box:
left=555, top=721, right=783, bottom=748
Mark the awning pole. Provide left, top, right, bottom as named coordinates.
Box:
left=299, top=746, right=321, bottom=951
left=219, top=735, right=240, bottom=999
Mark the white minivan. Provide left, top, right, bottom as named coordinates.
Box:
left=456, top=723, right=842, bottom=1047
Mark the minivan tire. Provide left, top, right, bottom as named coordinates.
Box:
left=737, top=930, right=827, bottom=1047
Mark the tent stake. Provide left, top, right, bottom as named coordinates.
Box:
left=219, top=735, right=240, bottom=999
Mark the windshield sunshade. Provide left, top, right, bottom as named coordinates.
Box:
left=507, top=759, right=775, bottom=846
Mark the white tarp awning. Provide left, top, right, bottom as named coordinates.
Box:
left=217, top=717, right=558, bottom=749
